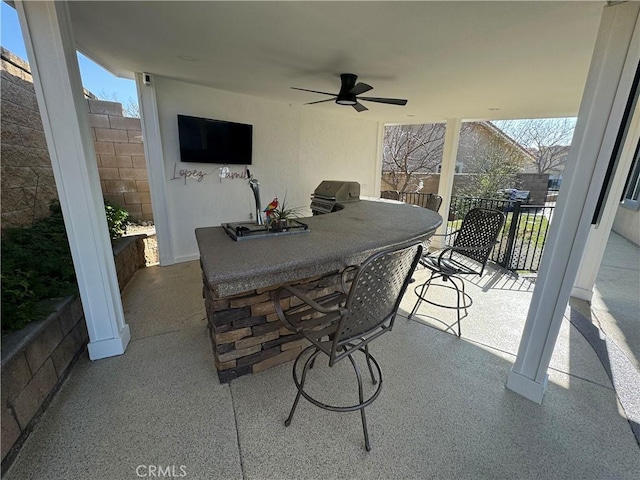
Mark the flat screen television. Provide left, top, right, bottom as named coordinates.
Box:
left=177, top=114, right=252, bottom=164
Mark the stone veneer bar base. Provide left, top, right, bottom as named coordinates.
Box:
left=204, top=269, right=348, bottom=383
left=196, top=199, right=441, bottom=382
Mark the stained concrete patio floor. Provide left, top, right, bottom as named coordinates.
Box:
left=4, top=235, right=639, bottom=480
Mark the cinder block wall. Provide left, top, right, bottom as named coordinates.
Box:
left=0, top=48, right=58, bottom=227
left=88, top=99, right=152, bottom=222
left=1, top=296, right=87, bottom=465
left=0, top=48, right=153, bottom=230
left=515, top=173, right=550, bottom=205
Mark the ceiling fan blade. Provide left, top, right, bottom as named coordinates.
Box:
left=358, top=96, right=408, bottom=106
left=305, top=98, right=337, bottom=105
left=353, top=102, right=368, bottom=113
left=349, top=82, right=373, bottom=96
left=291, top=87, right=337, bottom=96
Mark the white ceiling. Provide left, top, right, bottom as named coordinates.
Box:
left=68, top=1, right=605, bottom=124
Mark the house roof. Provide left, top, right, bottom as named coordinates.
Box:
left=479, top=121, right=536, bottom=163
left=381, top=120, right=535, bottom=175
left=65, top=1, right=605, bottom=123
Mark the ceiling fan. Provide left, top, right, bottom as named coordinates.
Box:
left=291, top=73, right=408, bottom=112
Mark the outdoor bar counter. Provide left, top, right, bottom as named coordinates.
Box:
left=196, top=199, right=442, bottom=382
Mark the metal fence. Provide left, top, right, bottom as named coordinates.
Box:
left=394, top=192, right=442, bottom=212
left=447, top=196, right=554, bottom=271
left=396, top=192, right=555, bottom=272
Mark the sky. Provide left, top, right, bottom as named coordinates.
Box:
left=1, top=2, right=138, bottom=105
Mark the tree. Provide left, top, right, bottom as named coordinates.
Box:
left=493, top=118, right=575, bottom=173
left=457, top=124, right=526, bottom=199
left=382, top=124, right=446, bottom=193
left=382, top=119, right=575, bottom=199
left=96, top=90, right=140, bottom=118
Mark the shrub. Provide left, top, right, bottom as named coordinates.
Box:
left=1, top=201, right=76, bottom=332
left=1, top=200, right=131, bottom=333
left=104, top=201, right=130, bottom=239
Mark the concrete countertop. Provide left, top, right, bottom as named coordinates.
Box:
left=195, top=199, right=442, bottom=298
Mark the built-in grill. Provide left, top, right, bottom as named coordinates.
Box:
left=310, top=180, right=361, bottom=215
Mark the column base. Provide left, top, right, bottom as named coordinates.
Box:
left=506, top=369, right=548, bottom=404
left=429, top=236, right=445, bottom=249
left=87, top=324, right=131, bottom=360
left=571, top=285, right=594, bottom=302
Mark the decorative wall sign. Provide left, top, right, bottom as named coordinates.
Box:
left=218, top=165, right=250, bottom=181
left=170, top=163, right=249, bottom=185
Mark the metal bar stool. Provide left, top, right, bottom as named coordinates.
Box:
left=274, top=242, right=423, bottom=451
left=409, top=207, right=505, bottom=337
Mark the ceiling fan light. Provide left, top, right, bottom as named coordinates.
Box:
left=336, top=98, right=357, bottom=106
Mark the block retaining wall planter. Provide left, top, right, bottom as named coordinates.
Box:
left=1, top=234, right=146, bottom=471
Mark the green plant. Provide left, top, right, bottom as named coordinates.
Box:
left=1, top=201, right=77, bottom=333
left=266, top=195, right=303, bottom=231
left=104, top=201, right=130, bottom=239
left=1, top=200, right=132, bottom=333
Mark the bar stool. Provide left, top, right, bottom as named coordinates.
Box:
left=409, top=207, right=505, bottom=337
left=274, top=242, right=423, bottom=451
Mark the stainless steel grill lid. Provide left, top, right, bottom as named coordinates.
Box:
left=310, top=181, right=360, bottom=215
left=312, top=181, right=360, bottom=202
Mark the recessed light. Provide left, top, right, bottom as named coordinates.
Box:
left=488, top=107, right=501, bottom=111
left=406, top=114, right=416, bottom=117
left=177, top=55, right=197, bottom=62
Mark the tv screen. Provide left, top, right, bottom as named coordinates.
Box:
left=177, top=114, right=252, bottom=164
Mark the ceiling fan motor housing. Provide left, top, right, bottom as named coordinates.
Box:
left=336, top=73, right=358, bottom=105
left=291, top=73, right=406, bottom=112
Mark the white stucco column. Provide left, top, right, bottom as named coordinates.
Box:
left=16, top=1, right=130, bottom=359
left=135, top=73, right=174, bottom=266
left=432, top=118, right=462, bottom=248
left=507, top=2, right=640, bottom=403
left=572, top=99, right=640, bottom=301
left=374, top=122, right=385, bottom=196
